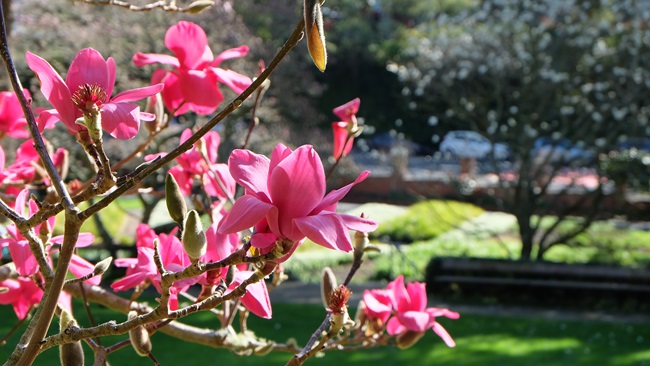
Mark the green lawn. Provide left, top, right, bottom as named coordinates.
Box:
left=1, top=303, right=649, bottom=365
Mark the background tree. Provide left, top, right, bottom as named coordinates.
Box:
left=387, top=0, right=650, bottom=260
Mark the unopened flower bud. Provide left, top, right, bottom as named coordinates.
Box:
left=354, top=224, right=369, bottom=253
left=128, top=311, right=152, bottom=357
left=225, top=266, right=236, bottom=287
left=166, top=174, right=187, bottom=226
left=185, top=0, right=215, bottom=13
left=254, top=342, right=275, bottom=356
left=144, top=93, right=167, bottom=133
left=320, top=267, right=337, bottom=309
left=396, top=330, right=425, bottom=349
left=93, top=256, right=113, bottom=276
left=59, top=310, right=84, bottom=366
left=182, top=210, right=206, bottom=262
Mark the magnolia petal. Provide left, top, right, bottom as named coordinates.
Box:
left=432, top=322, right=456, bottom=347
left=387, top=275, right=411, bottom=312
left=179, top=69, right=223, bottom=115
left=205, top=224, right=238, bottom=262
left=332, top=122, right=351, bottom=159
left=213, top=45, right=249, bottom=66
left=362, top=290, right=393, bottom=322
left=269, top=146, right=326, bottom=233
left=165, top=21, right=214, bottom=69
left=406, top=282, right=428, bottom=312
left=337, top=213, right=378, bottom=233
left=212, top=68, right=252, bottom=95
left=25, top=52, right=77, bottom=126
left=0, top=279, right=21, bottom=305
left=133, top=52, right=181, bottom=68
left=333, top=98, right=361, bottom=122
left=101, top=103, right=140, bottom=140
left=70, top=254, right=101, bottom=286
left=312, top=171, right=370, bottom=214
left=250, top=232, right=278, bottom=249
left=228, top=149, right=271, bottom=199
left=293, top=213, right=353, bottom=252
left=8, top=240, right=38, bottom=277
left=218, top=195, right=274, bottom=234
left=233, top=271, right=272, bottom=319
left=65, top=48, right=111, bottom=94
left=204, top=164, right=236, bottom=199
left=111, top=83, right=164, bottom=104
left=106, top=57, right=117, bottom=97
left=304, top=0, right=327, bottom=71
left=398, top=311, right=433, bottom=333
left=156, top=71, right=188, bottom=115
left=111, top=272, right=148, bottom=292
left=386, top=316, right=406, bottom=336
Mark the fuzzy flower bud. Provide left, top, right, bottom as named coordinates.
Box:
left=320, top=267, right=337, bottom=309
left=185, top=0, right=215, bottom=13
left=166, top=174, right=188, bottom=226
left=59, top=310, right=84, bottom=366
left=93, top=256, right=113, bottom=276
left=182, top=210, right=207, bottom=262
left=128, top=311, right=152, bottom=357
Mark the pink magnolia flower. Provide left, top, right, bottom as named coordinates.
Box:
left=362, top=288, right=393, bottom=326
left=333, top=97, right=360, bottom=123
left=0, top=89, right=29, bottom=139
left=133, top=21, right=252, bottom=116
left=166, top=128, right=235, bottom=199
left=385, top=276, right=459, bottom=347
left=0, top=277, right=43, bottom=319
left=0, top=189, right=98, bottom=283
left=112, top=224, right=196, bottom=310
left=218, top=144, right=378, bottom=256
left=332, top=98, right=361, bottom=159
left=2, top=139, right=66, bottom=186
left=0, top=277, right=71, bottom=320
left=202, top=223, right=272, bottom=319
left=26, top=48, right=164, bottom=139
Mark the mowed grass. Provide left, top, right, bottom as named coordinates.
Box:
left=1, top=302, right=649, bottom=365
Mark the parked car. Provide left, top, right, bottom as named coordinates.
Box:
left=439, top=130, right=510, bottom=160
left=532, top=137, right=595, bottom=165
left=617, top=138, right=650, bottom=153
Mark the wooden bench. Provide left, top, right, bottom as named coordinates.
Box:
left=425, top=257, right=650, bottom=308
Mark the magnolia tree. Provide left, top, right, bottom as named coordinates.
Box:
left=0, top=1, right=458, bottom=365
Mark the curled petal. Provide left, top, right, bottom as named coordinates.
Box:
left=332, top=122, right=351, bottom=159
left=213, top=45, right=249, bottom=66
left=133, top=52, right=180, bottom=68
left=232, top=271, right=272, bottom=319
left=333, top=98, right=360, bottom=122
left=312, top=171, right=370, bottom=214
left=397, top=311, right=433, bottom=333
left=111, top=83, right=164, bottom=104
left=432, top=322, right=456, bottom=347
left=212, top=68, right=252, bottom=95
left=70, top=254, right=101, bottom=286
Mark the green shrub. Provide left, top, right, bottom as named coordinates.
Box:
left=371, top=200, right=484, bottom=243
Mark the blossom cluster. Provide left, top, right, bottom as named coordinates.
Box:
left=0, top=16, right=456, bottom=363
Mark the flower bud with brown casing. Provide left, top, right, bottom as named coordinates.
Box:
left=59, top=310, right=84, bottom=366
left=396, top=330, right=426, bottom=349
left=166, top=173, right=188, bottom=226
left=128, top=311, right=152, bottom=357
left=321, top=267, right=337, bottom=309
left=182, top=210, right=207, bottom=262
